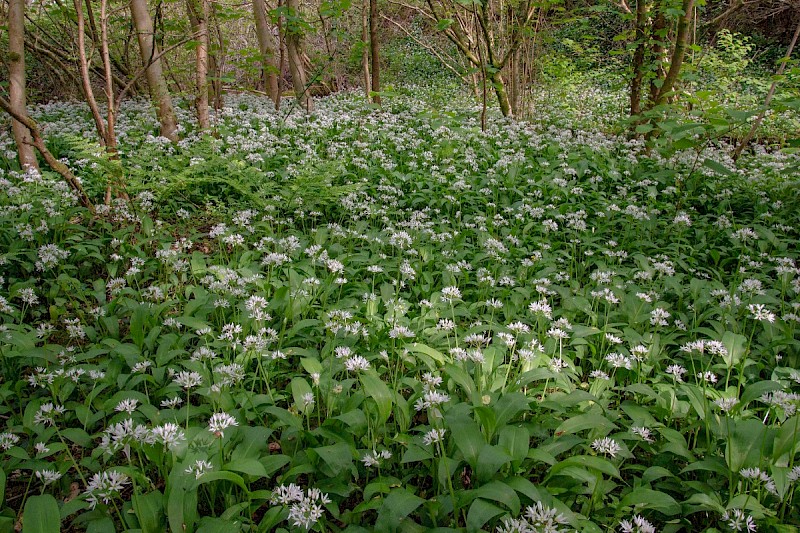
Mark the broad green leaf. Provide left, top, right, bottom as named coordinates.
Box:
left=498, top=425, right=529, bottom=465
left=360, top=371, right=393, bottom=425
left=476, top=443, right=511, bottom=482
left=312, top=442, right=354, bottom=476
left=23, top=495, right=60, bottom=533
left=554, top=411, right=616, bottom=437
left=725, top=418, right=772, bottom=472
left=375, top=488, right=425, bottom=532
left=446, top=406, right=484, bottom=467
left=225, top=458, right=268, bottom=478
left=196, top=517, right=243, bottom=533
left=134, top=490, right=165, bottom=533
left=721, top=331, right=748, bottom=367
left=548, top=455, right=620, bottom=480
left=466, top=499, right=504, bottom=531
left=619, top=488, right=680, bottom=516
left=290, top=377, right=314, bottom=415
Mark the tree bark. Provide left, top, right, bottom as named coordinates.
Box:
left=369, top=0, right=380, bottom=104
left=285, top=0, right=313, bottom=112
left=253, top=0, right=280, bottom=108
left=7, top=0, right=38, bottom=169
left=130, top=0, right=179, bottom=140
left=630, top=0, right=648, bottom=116
left=652, top=0, right=695, bottom=107
left=187, top=0, right=210, bottom=129
left=490, top=70, right=512, bottom=118
left=74, top=0, right=109, bottom=146
left=361, top=0, right=371, bottom=99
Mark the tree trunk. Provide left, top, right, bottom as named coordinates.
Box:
left=74, top=0, right=109, bottom=145
left=130, top=0, right=179, bottom=140
left=361, top=0, right=371, bottom=99
left=652, top=0, right=695, bottom=108
left=187, top=0, right=210, bottom=129
left=253, top=0, right=280, bottom=108
left=647, top=11, right=667, bottom=105
left=369, top=0, right=380, bottom=104
left=7, top=0, right=38, bottom=169
left=99, top=0, right=118, bottom=154
left=490, top=70, right=512, bottom=118
left=630, top=0, right=648, bottom=116
left=285, top=0, right=313, bottom=112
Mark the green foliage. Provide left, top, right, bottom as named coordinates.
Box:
left=0, top=83, right=799, bottom=532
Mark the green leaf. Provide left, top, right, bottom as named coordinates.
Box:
left=194, top=471, right=249, bottom=492
left=23, top=495, right=60, bottom=533
left=196, top=517, right=243, bottom=533
left=548, top=455, right=621, bottom=480
left=312, top=442, right=354, bottom=476
left=225, top=458, right=268, bottom=478
left=721, top=331, right=747, bottom=367
left=466, top=498, right=504, bottom=531
left=375, top=488, right=425, bottom=532
left=725, top=418, right=771, bottom=472
left=498, top=425, right=529, bottom=465
left=291, top=377, right=314, bottom=414
left=134, top=490, right=165, bottom=533
left=620, top=488, right=680, bottom=516
left=492, top=392, right=530, bottom=428
left=360, top=371, right=393, bottom=425
left=446, top=407, right=484, bottom=467
left=554, top=411, right=616, bottom=436
left=472, top=480, right=521, bottom=515
left=703, top=158, right=734, bottom=177
left=476, top=443, right=511, bottom=483
left=435, top=18, right=454, bottom=30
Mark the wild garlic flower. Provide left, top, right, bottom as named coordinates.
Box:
left=84, top=470, right=130, bottom=509
left=33, top=403, right=66, bottom=426
left=591, top=437, right=621, bottom=458
left=423, top=428, right=447, bottom=446
left=35, top=469, right=62, bottom=486
left=721, top=509, right=757, bottom=532
left=619, top=515, right=656, bottom=533
left=208, top=412, right=238, bottom=438
left=185, top=459, right=213, bottom=479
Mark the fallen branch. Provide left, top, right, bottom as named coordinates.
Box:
left=0, top=96, right=95, bottom=213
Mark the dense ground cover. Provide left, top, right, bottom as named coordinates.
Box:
left=0, top=86, right=799, bottom=532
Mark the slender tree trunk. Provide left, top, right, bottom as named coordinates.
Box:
left=733, top=20, right=800, bottom=161
left=74, top=0, right=109, bottom=146
left=647, top=12, right=667, bottom=105
left=490, top=70, right=512, bottom=118
left=253, top=0, right=280, bottom=108
left=630, top=0, right=648, bottom=116
left=130, top=0, right=179, bottom=140
left=187, top=0, right=210, bottom=129
left=361, top=0, right=371, bottom=99
left=7, top=0, right=38, bottom=169
left=369, top=0, right=380, bottom=104
left=285, top=0, right=313, bottom=111
left=652, top=0, right=695, bottom=107
left=100, top=0, right=118, bottom=154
